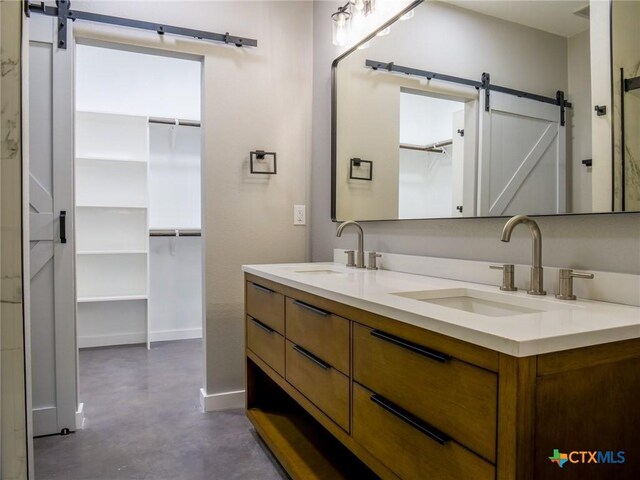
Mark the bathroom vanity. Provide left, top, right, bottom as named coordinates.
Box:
left=243, top=262, right=640, bottom=480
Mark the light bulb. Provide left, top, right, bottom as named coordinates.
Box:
left=358, top=41, right=371, bottom=50
left=352, top=0, right=366, bottom=13
left=400, top=9, right=415, bottom=21
left=332, top=8, right=351, bottom=46
left=377, top=26, right=390, bottom=36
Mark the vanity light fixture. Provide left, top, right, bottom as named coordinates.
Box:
left=332, top=0, right=411, bottom=46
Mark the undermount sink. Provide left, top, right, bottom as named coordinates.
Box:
left=288, top=266, right=344, bottom=275
left=295, top=269, right=343, bottom=274
left=392, top=288, right=569, bottom=317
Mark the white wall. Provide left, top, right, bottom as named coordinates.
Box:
left=71, top=0, right=312, bottom=405
left=149, top=237, right=203, bottom=341
left=312, top=1, right=640, bottom=275
left=149, top=124, right=201, bottom=229
left=76, top=45, right=201, bottom=120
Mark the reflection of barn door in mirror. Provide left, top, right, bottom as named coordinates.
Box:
left=478, top=91, right=566, bottom=216
left=29, top=14, right=78, bottom=436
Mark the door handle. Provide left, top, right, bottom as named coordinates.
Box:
left=60, top=210, right=67, bottom=244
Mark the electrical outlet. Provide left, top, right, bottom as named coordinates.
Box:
left=294, top=205, right=306, bottom=225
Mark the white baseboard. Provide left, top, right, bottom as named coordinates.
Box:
left=76, top=402, right=85, bottom=430
left=149, top=327, right=202, bottom=343
left=200, top=388, right=245, bottom=412
left=78, top=332, right=146, bottom=348
left=32, top=407, right=57, bottom=437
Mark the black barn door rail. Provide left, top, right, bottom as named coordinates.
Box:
left=25, top=0, right=258, bottom=49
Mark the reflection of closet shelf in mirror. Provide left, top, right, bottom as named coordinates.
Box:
left=78, top=295, right=148, bottom=303
left=149, top=228, right=201, bottom=237
left=76, top=156, right=147, bottom=164
left=76, top=205, right=147, bottom=210
left=77, top=250, right=147, bottom=255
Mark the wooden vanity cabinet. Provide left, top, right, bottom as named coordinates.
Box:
left=244, top=273, right=640, bottom=480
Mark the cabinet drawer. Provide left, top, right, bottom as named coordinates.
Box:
left=352, top=382, right=495, bottom=480
left=246, top=281, right=285, bottom=334
left=246, top=316, right=285, bottom=377
left=353, top=323, right=497, bottom=462
left=285, top=340, right=350, bottom=431
left=285, top=297, right=350, bottom=374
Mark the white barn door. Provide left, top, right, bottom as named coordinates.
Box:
left=478, top=91, right=566, bottom=216
left=29, top=14, right=78, bottom=436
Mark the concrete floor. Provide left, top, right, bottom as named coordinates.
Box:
left=34, top=339, right=287, bottom=480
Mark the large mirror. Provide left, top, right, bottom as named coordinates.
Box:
left=332, top=0, right=640, bottom=221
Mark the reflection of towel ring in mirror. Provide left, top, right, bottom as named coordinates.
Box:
left=349, top=158, right=373, bottom=181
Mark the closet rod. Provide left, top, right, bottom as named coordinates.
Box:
left=400, top=139, right=452, bottom=152
left=149, top=229, right=201, bottom=237
left=148, top=117, right=201, bottom=128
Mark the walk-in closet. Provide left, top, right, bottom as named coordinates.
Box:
left=74, top=46, right=203, bottom=347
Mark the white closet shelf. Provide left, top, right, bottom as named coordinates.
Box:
left=76, top=156, right=148, bottom=164
left=77, top=250, right=147, bottom=255
left=78, top=295, right=148, bottom=303
left=76, top=204, right=147, bottom=210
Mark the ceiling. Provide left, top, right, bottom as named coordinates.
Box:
left=440, top=0, right=591, bottom=38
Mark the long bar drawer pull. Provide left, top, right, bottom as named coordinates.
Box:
left=292, top=344, right=331, bottom=370
left=292, top=300, right=329, bottom=317
left=370, top=330, right=451, bottom=363
left=251, top=283, right=274, bottom=294
left=251, top=318, right=275, bottom=334
left=370, top=394, right=451, bottom=445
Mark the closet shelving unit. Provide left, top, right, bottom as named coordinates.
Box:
left=75, top=111, right=150, bottom=348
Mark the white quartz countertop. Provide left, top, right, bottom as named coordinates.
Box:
left=242, top=262, right=640, bottom=357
